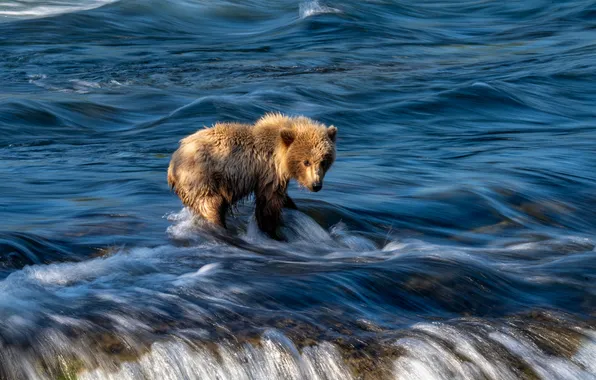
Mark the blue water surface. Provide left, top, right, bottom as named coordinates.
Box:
left=0, top=1, right=595, bottom=379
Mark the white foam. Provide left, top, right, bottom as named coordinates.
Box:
left=330, top=222, right=377, bottom=251
left=20, top=246, right=163, bottom=287
left=107, top=314, right=152, bottom=332
left=490, top=330, right=594, bottom=379
left=393, top=323, right=596, bottom=380
left=507, top=236, right=594, bottom=252
left=393, top=335, right=507, bottom=380
left=173, top=263, right=220, bottom=286
left=80, top=332, right=352, bottom=380
left=408, top=323, right=516, bottom=380
left=280, top=209, right=335, bottom=244
left=0, top=244, right=190, bottom=321
left=28, top=73, right=59, bottom=91
left=0, top=0, right=117, bottom=18
left=574, top=330, right=596, bottom=373
left=382, top=240, right=409, bottom=252
left=68, top=79, right=101, bottom=93
left=27, top=73, right=127, bottom=93
left=299, top=1, right=341, bottom=19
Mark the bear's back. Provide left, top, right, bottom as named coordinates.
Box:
left=180, top=122, right=253, bottom=150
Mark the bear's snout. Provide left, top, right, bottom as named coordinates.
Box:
left=311, top=182, right=322, bottom=192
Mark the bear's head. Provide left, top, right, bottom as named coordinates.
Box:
left=280, top=120, right=337, bottom=192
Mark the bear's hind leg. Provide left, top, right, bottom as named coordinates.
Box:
left=196, top=195, right=228, bottom=229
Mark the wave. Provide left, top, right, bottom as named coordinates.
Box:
left=77, top=324, right=596, bottom=380
left=0, top=0, right=117, bottom=19
left=1, top=318, right=592, bottom=379
left=0, top=232, right=79, bottom=276
left=299, top=0, right=341, bottom=19
left=80, top=334, right=351, bottom=380
left=0, top=98, right=144, bottom=145
left=0, top=207, right=594, bottom=377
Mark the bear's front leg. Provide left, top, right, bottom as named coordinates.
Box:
left=255, top=191, right=285, bottom=240
left=283, top=195, right=298, bottom=210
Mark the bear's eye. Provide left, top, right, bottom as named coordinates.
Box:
left=303, top=160, right=311, bottom=167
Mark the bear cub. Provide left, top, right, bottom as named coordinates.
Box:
left=167, top=113, right=337, bottom=238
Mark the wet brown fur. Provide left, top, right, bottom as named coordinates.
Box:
left=167, top=113, right=337, bottom=238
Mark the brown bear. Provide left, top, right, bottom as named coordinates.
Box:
left=167, top=113, right=337, bottom=238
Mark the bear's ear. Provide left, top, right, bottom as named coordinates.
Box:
left=280, top=128, right=296, bottom=147
left=327, top=126, right=337, bottom=142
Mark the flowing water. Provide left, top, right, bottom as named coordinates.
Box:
left=1, top=1, right=596, bottom=379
